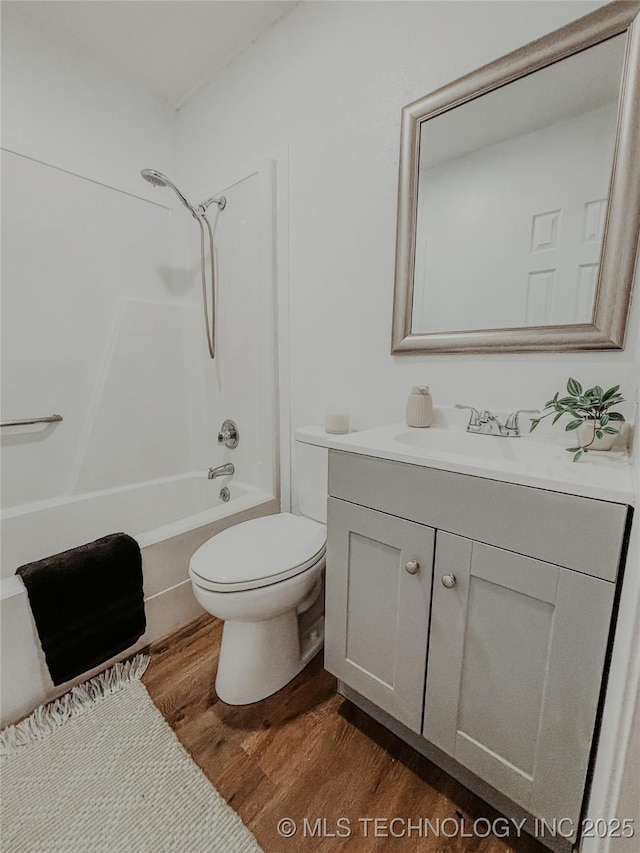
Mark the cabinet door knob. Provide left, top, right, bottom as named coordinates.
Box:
left=441, top=573, right=457, bottom=588
left=405, top=560, right=420, bottom=575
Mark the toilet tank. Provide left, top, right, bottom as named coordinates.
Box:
left=294, top=437, right=328, bottom=524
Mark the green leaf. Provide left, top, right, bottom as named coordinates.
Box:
left=552, top=411, right=564, bottom=425
left=565, top=420, right=583, bottom=431
left=567, top=378, right=583, bottom=396
left=603, top=427, right=619, bottom=435
left=602, top=385, right=620, bottom=401
left=596, top=430, right=604, bottom=439
left=593, top=385, right=604, bottom=398
left=577, top=396, right=591, bottom=408
left=573, top=450, right=583, bottom=462
left=529, top=419, right=540, bottom=432
left=607, top=412, right=625, bottom=421
left=566, top=446, right=581, bottom=452
left=599, top=413, right=609, bottom=427
left=559, top=396, right=577, bottom=406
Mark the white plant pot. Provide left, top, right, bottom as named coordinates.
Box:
left=576, top=419, right=617, bottom=451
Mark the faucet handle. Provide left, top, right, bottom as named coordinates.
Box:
left=505, top=409, right=540, bottom=430
left=455, top=404, right=481, bottom=426
left=218, top=419, right=239, bottom=449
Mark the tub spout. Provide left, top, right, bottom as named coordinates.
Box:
left=208, top=463, right=234, bottom=480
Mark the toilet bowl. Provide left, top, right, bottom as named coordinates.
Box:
left=189, top=512, right=326, bottom=705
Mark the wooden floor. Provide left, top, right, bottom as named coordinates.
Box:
left=142, top=615, right=547, bottom=853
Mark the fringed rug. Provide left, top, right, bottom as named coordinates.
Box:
left=0, top=655, right=263, bottom=853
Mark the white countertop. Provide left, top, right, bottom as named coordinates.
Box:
left=296, top=420, right=635, bottom=505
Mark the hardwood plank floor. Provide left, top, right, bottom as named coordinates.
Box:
left=142, top=615, right=547, bottom=853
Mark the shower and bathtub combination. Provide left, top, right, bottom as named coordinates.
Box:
left=1, top=154, right=282, bottom=725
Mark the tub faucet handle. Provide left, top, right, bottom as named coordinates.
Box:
left=218, top=419, right=239, bottom=449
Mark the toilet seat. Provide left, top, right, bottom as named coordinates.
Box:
left=189, top=512, right=326, bottom=593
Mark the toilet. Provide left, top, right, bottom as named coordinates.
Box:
left=189, top=441, right=327, bottom=705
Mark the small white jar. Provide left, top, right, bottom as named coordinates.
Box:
left=325, top=408, right=350, bottom=434
left=406, top=386, right=433, bottom=428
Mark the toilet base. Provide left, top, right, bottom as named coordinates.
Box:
left=216, top=612, right=324, bottom=705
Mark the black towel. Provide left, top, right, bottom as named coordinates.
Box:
left=16, top=533, right=146, bottom=685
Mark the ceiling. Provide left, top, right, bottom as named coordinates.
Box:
left=5, top=0, right=298, bottom=109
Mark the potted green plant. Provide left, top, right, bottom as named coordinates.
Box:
left=530, top=378, right=625, bottom=461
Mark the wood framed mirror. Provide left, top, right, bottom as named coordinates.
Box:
left=391, top=1, right=640, bottom=354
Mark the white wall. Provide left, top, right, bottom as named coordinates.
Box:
left=0, top=10, right=175, bottom=199
left=176, top=0, right=638, bottom=452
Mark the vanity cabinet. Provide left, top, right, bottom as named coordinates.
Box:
left=325, top=499, right=434, bottom=733
left=325, top=450, right=629, bottom=845
left=424, top=532, right=615, bottom=827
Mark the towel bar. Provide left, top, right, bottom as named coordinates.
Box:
left=1, top=414, right=63, bottom=427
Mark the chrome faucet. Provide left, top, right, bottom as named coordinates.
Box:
left=208, top=462, right=234, bottom=479
left=455, top=405, right=539, bottom=438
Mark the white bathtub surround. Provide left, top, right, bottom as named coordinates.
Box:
left=0, top=148, right=279, bottom=509
left=0, top=664, right=263, bottom=853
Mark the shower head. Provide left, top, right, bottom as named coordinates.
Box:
left=141, top=169, right=226, bottom=216
left=141, top=168, right=168, bottom=188
left=140, top=169, right=200, bottom=218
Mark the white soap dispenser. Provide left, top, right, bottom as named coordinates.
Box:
left=406, top=386, right=433, bottom=428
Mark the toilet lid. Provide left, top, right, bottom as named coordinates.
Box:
left=189, top=513, right=326, bottom=590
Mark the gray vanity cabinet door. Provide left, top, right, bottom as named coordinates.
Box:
left=423, top=532, right=615, bottom=835
left=325, top=497, right=435, bottom=733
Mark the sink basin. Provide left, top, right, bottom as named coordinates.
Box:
left=395, top=428, right=567, bottom=465
left=295, top=418, right=633, bottom=505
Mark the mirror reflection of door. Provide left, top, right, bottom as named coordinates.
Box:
left=411, top=35, right=625, bottom=335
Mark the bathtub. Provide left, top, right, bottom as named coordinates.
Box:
left=0, top=473, right=278, bottom=726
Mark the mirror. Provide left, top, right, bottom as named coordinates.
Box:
left=392, top=2, right=640, bottom=354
